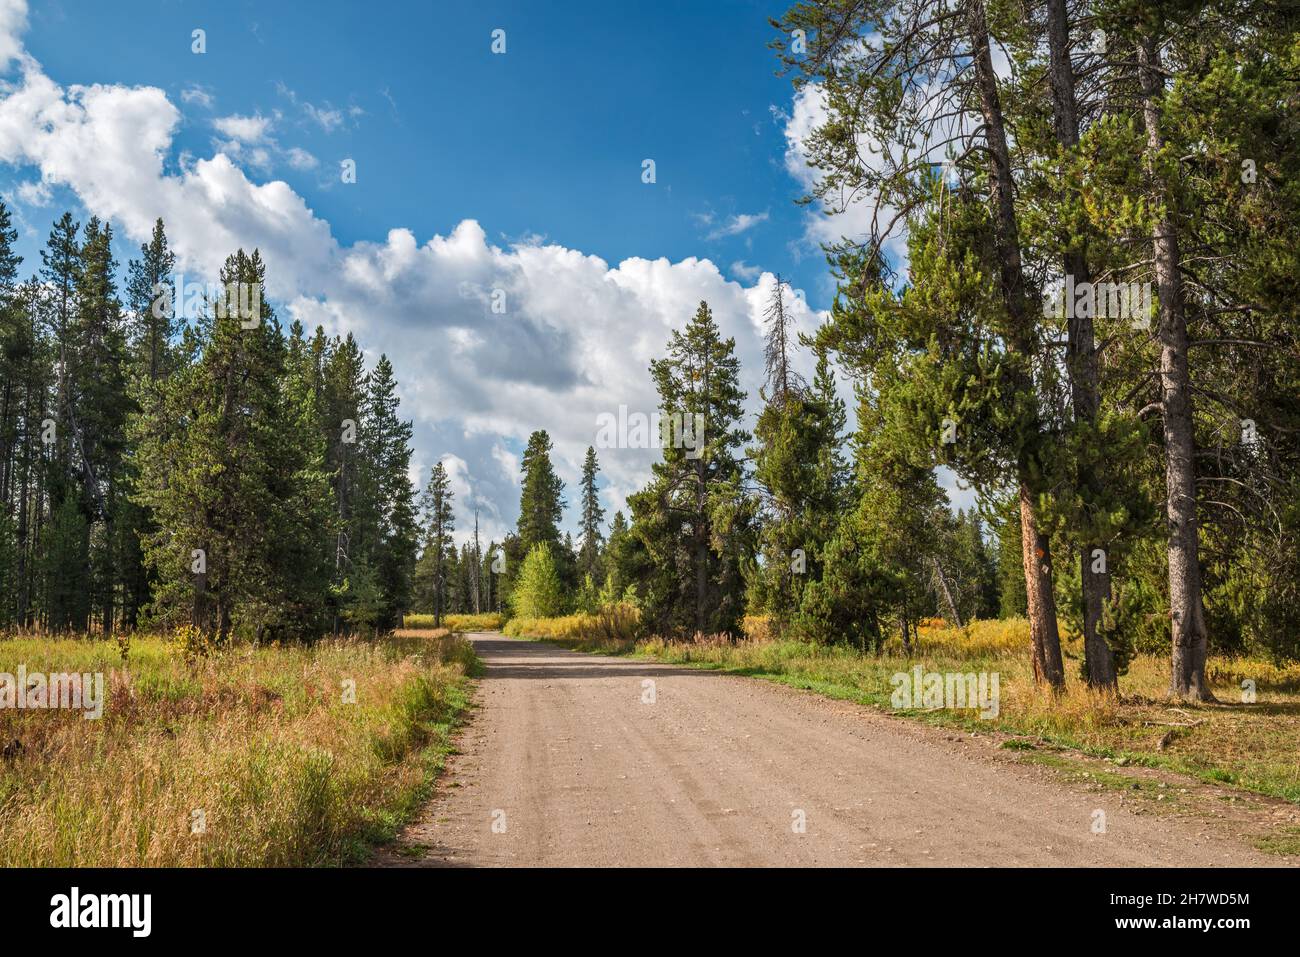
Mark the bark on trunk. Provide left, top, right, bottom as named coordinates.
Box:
left=1137, top=36, right=1212, bottom=702
left=434, top=531, right=445, bottom=628
left=931, top=557, right=963, bottom=628
left=1019, top=485, right=1066, bottom=684
left=1047, top=0, right=1116, bottom=689
left=0, top=380, right=11, bottom=504
left=16, top=440, right=29, bottom=626
left=966, top=0, right=1066, bottom=688
left=101, top=512, right=113, bottom=637
left=694, top=455, right=707, bottom=634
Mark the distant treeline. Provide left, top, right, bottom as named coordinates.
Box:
left=0, top=210, right=438, bottom=641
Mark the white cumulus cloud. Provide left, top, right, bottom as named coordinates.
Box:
left=0, top=0, right=828, bottom=539
left=213, top=112, right=272, bottom=143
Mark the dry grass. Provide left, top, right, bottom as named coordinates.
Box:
left=0, top=629, right=477, bottom=867
left=503, top=603, right=640, bottom=648
left=911, top=618, right=1035, bottom=656
left=509, top=614, right=1300, bottom=804
left=403, top=612, right=504, bottom=632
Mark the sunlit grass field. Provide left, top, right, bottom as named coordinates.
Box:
left=505, top=614, right=1300, bottom=805
left=503, top=603, right=639, bottom=645
left=0, top=629, right=477, bottom=867
left=402, top=612, right=504, bottom=632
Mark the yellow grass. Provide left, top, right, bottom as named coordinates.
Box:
left=403, top=612, right=504, bottom=631
left=503, top=603, right=640, bottom=647
left=0, top=630, right=476, bottom=866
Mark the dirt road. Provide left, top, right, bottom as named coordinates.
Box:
left=385, top=633, right=1275, bottom=867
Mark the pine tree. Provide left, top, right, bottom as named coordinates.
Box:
left=71, top=217, right=130, bottom=634
left=937, top=509, right=1000, bottom=624
left=471, top=510, right=483, bottom=614
left=125, top=218, right=177, bottom=383
left=1044, top=0, right=1117, bottom=690
left=134, top=249, right=329, bottom=641
left=321, top=332, right=366, bottom=630
left=775, top=0, right=1068, bottom=687
left=0, top=507, right=15, bottom=629
left=804, top=349, right=850, bottom=578
left=996, top=497, right=1028, bottom=619
left=0, top=199, right=22, bottom=510
left=517, top=430, right=564, bottom=552
left=761, top=274, right=805, bottom=401
left=38, top=212, right=85, bottom=629
left=577, top=446, right=605, bottom=584
left=0, top=207, right=427, bottom=640
left=42, top=492, right=88, bottom=632
left=798, top=388, right=943, bottom=649
left=455, top=542, right=476, bottom=613
left=0, top=201, right=22, bottom=626
left=358, top=355, right=418, bottom=627
left=9, top=280, right=47, bottom=628
left=420, top=460, right=455, bottom=627
left=628, top=301, right=754, bottom=636
left=601, top=509, right=643, bottom=604
left=750, top=281, right=846, bottom=630
left=117, top=219, right=178, bottom=629
left=1134, top=14, right=1209, bottom=699
left=1163, top=4, right=1300, bottom=664
left=483, top=538, right=502, bottom=613
left=271, top=318, right=334, bottom=636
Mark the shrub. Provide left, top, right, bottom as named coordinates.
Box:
left=170, top=623, right=218, bottom=664
left=510, top=544, right=567, bottom=618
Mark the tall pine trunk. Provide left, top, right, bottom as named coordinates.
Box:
left=1137, top=35, right=1212, bottom=702
left=967, top=0, right=1065, bottom=688
left=434, top=557, right=444, bottom=628
left=1047, top=0, right=1116, bottom=689
left=16, top=447, right=29, bottom=625
left=694, top=454, right=707, bottom=634
left=0, top=379, right=12, bottom=504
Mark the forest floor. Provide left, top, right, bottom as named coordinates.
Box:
left=379, top=632, right=1296, bottom=867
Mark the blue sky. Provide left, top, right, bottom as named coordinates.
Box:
left=17, top=0, right=827, bottom=296
left=0, top=0, right=965, bottom=544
